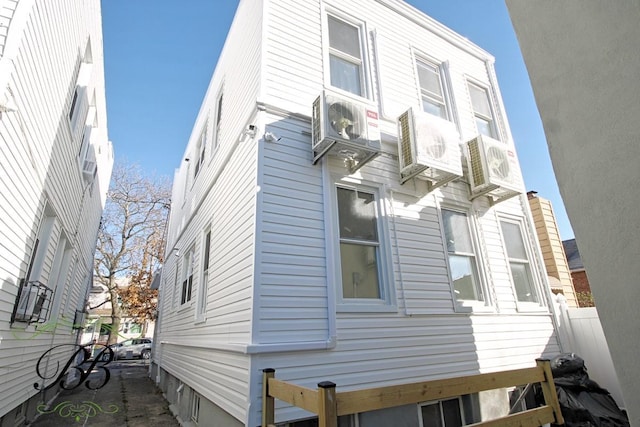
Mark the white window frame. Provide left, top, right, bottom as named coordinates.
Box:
left=194, top=123, right=207, bottom=179
left=328, top=178, right=396, bottom=312
left=413, top=55, right=453, bottom=121
left=180, top=246, right=195, bottom=306
left=212, top=87, right=223, bottom=155
left=466, top=79, right=499, bottom=140
left=498, top=216, right=546, bottom=311
left=418, top=397, right=466, bottom=427
left=195, top=227, right=211, bottom=322
left=438, top=204, right=492, bottom=312
left=323, top=11, right=372, bottom=100
left=190, top=390, right=200, bottom=423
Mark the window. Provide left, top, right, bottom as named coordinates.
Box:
left=69, top=89, right=79, bottom=121
left=69, top=55, right=92, bottom=133
left=419, top=398, right=465, bottom=427
left=194, top=126, right=207, bottom=178
left=181, top=247, right=195, bottom=305
left=328, top=15, right=365, bottom=97
left=416, top=59, right=448, bottom=119
left=441, top=209, right=483, bottom=302
left=48, top=231, right=73, bottom=318
left=12, top=207, right=57, bottom=323
left=500, top=220, right=538, bottom=303
left=337, top=187, right=381, bottom=299
left=467, top=82, right=497, bottom=139
left=196, top=229, right=211, bottom=319
left=213, top=90, right=223, bottom=152
left=190, top=391, right=200, bottom=423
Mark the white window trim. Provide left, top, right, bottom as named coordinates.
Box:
left=193, top=121, right=208, bottom=179
left=411, top=51, right=456, bottom=123
left=466, top=77, right=501, bottom=141
left=327, top=175, right=396, bottom=313
left=211, top=86, right=224, bottom=157
left=437, top=202, right=493, bottom=313
left=195, top=227, right=211, bottom=323
left=498, top=214, right=548, bottom=312
left=190, top=390, right=200, bottom=423
left=180, top=245, right=196, bottom=307
left=322, top=8, right=373, bottom=101
left=418, top=397, right=466, bottom=427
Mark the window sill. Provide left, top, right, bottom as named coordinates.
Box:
left=326, top=85, right=372, bottom=105
left=515, top=303, right=550, bottom=314
left=454, top=302, right=495, bottom=314
left=337, top=302, right=397, bottom=313
left=177, top=301, right=193, bottom=313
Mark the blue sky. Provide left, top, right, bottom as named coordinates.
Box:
left=101, top=0, right=574, bottom=240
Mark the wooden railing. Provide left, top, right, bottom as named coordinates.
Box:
left=262, top=359, right=564, bottom=427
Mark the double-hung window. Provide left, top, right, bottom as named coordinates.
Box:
left=181, top=247, right=195, bottom=305
left=196, top=229, right=211, bottom=319
left=500, top=220, right=538, bottom=303
left=335, top=184, right=396, bottom=308
left=441, top=209, right=483, bottom=303
left=337, top=187, right=380, bottom=299
left=467, top=82, right=497, bottom=139
left=416, top=59, right=448, bottom=120
left=328, top=15, right=365, bottom=97
left=194, top=126, right=207, bottom=178
left=213, top=90, right=223, bottom=152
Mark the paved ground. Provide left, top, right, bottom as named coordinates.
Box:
left=29, top=359, right=179, bottom=427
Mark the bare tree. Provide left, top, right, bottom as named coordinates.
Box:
left=94, top=161, right=170, bottom=344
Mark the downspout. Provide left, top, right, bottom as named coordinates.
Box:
left=389, top=190, right=409, bottom=316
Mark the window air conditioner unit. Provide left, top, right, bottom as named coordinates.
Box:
left=466, top=135, right=524, bottom=204
left=13, top=280, right=53, bottom=323
left=397, top=107, right=463, bottom=188
left=82, top=159, right=97, bottom=182
left=312, top=91, right=381, bottom=173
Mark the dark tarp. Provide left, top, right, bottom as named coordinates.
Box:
left=544, top=353, right=629, bottom=427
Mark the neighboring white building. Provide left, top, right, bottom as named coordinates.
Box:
left=0, top=0, right=113, bottom=424
left=82, top=282, right=155, bottom=346
left=154, top=1, right=561, bottom=425
left=505, top=1, right=640, bottom=423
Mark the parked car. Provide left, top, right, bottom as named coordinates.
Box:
left=104, top=338, right=152, bottom=360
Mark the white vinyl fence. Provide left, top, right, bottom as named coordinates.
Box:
left=553, top=295, right=626, bottom=408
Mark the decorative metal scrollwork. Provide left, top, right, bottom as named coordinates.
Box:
left=36, top=400, right=119, bottom=423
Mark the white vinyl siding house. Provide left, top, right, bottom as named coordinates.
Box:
left=153, top=0, right=561, bottom=426
left=0, top=0, right=113, bottom=423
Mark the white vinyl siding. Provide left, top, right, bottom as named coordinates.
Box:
left=0, top=0, right=111, bottom=418
left=157, top=1, right=563, bottom=425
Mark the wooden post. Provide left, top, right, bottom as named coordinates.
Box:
left=262, top=369, right=276, bottom=427
left=536, top=359, right=564, bottom=426
left=317, top=381, right=337, bottom=427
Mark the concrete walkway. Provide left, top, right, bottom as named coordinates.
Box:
left=29, top=360, right=178, bottom=427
